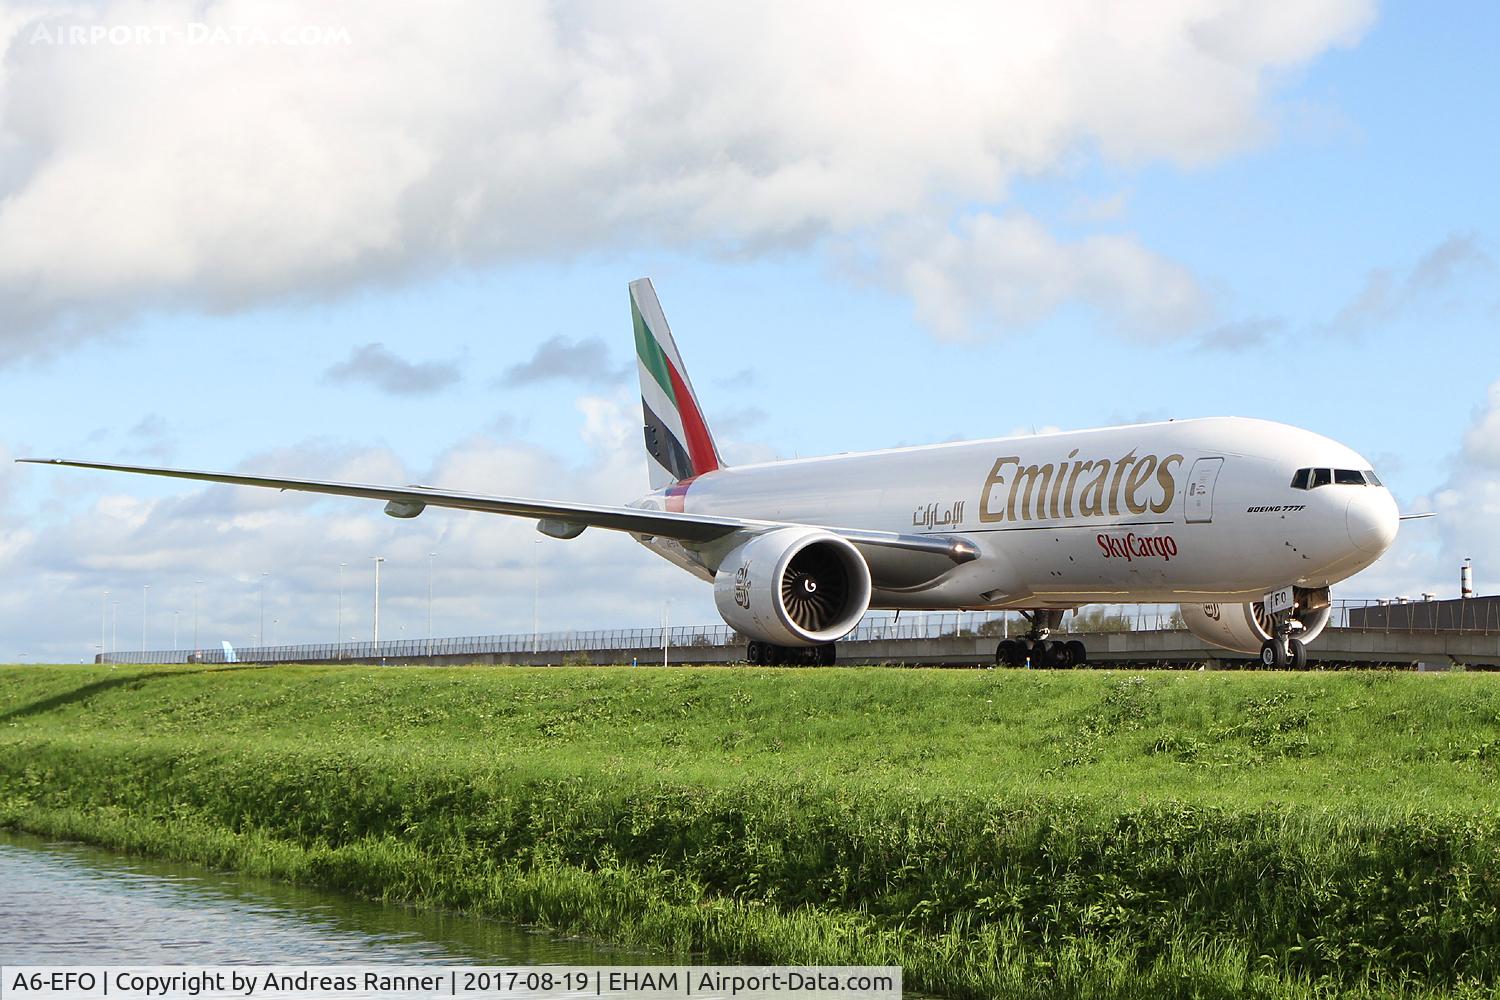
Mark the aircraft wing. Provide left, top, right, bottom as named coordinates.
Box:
left=16, top=458, right=978, bottom=564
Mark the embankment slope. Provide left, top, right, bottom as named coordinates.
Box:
left=3, top=665, right=1499, bottom=998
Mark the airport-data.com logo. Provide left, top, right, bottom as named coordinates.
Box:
left=28, top=22, right=353, bottom=47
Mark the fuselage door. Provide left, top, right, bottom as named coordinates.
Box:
left=1184, top=457, right=1224, bottom=524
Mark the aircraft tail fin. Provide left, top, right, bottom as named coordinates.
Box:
left=630, top=278, right=723, bottom=490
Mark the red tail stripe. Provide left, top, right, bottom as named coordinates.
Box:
left=665, top=477, right=696, bottom=513
left=664, top=359, right=720, bottom=476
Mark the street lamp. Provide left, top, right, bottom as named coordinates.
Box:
left=372, top=557, right=385, bottom=645
left=532, top=538, right=542, bottom=654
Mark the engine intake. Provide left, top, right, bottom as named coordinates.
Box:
left=1180, top=600, right=1331, bottom=654
left=714, top=527, right=872, bottom=646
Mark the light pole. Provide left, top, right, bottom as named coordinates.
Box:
left=193, top=581, right=202, bottom=651
left=427, top=552, right=435, bottom=658
left=663, top=599, right=671, bottom=667
left=372, top=557, right=384, bottom=645
left=532, top=538, right=541, bottom=654
left=258, top=573, right=268, bottom=649
left=141, top=584, right=149, bottom=653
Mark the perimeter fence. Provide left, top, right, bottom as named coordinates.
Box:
left=97, top=598, right=1499, bottom=665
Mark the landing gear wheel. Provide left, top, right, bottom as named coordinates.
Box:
left=747, top=641, right=766, bottom=666
left=1066, top=640, right=1088, bottom=668
left=1047, top=640, right=1076, bottom=669
left=996, top=639, right=1022, bottom=667
left=1288, top=638, right=1308, bottom=671
left=818, top=643, right=837, bottom=666
left=1259, top=638, right=1288, bottom=670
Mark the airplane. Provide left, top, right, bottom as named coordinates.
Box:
left=22, top=278, right=1422, bottom=669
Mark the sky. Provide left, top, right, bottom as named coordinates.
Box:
left=1, top=1, right=1497, bottom=661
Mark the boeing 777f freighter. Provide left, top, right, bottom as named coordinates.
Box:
left=23, top=279, right=1419, bottom=668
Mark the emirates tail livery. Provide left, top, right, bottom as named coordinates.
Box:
left=23, top=279, right=1422, bottom=668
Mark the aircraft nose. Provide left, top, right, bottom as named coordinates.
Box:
left=1347, top=489, right=1399, bottom=554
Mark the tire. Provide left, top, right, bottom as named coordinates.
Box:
left=996, top=639, right=1022, bottom=668
left=1066, top=640, right=1088, bottom=668
left=1048, top=640, right=1074, bottom=669
left=1288, top=638, right=1308, bottom=671
left=747, top=641, right=764, bottom=665
left=818, top=643, right=836, bottom=666
left=1259, top=638, right=1288, bottom=670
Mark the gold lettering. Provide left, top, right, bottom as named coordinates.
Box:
left=979, top=456, right=1019, bottom=523
left=1124, top=454, right=1158, bottom=514
left=1108, top=449, right=1137, bottom=517
left=1050, top=449, right=1076, bottom=515
left=1078, top=459, right=1111, bottom=517
left=1008, top=463, right=1054, bottom=521
left=1150, top=454, right=1185, bottom=514
left=1065, top=460, right=1091, bottom=518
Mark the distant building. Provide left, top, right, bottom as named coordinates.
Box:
left=1347, top=595, right=1500, bottom=632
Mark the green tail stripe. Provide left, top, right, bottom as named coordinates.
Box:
left=632, top=297, right=677, bottom=404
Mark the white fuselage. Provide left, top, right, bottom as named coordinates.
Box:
left=635, top=417, right=1398, bottom=610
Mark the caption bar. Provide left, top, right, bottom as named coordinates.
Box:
left=2, top=967, right=901, bottom=1000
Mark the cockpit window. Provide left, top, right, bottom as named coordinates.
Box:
left=1292, top=466, right=1381, bottom=490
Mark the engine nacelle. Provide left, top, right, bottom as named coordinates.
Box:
left=714, top=527, right=872, bottom=646
left=1180, top=600, right=1331, bottom=654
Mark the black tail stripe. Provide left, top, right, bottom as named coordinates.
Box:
left=642, top=401, right=694, bottom=482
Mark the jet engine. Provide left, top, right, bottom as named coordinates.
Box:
left=714, top=527, right=872, bottom=646
left=1180, top=600, right=1331, bottom=655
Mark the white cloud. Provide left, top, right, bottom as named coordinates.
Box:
left=0, top=393, right=716, bottom=661
left=0, top=0, right=1373, bottom=354
left=1326, top=232, right=1497, bottom=336
left=1348, top=379, right=1500, bottom=602
left=891, top=212, right=1210, bottom=340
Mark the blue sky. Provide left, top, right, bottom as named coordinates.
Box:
left=2, top=2, right=1497, bottom=660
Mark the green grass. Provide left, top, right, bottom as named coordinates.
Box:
left=3, top=663, right=1500, bottom=998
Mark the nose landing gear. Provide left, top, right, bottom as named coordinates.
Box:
left=1259, top=594, right=1311, bottom=670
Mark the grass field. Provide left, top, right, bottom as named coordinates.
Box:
left=3, top=663, right=1500, bottom=998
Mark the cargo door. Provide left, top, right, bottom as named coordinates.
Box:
left=1184, top=457, right=1223, bottom=524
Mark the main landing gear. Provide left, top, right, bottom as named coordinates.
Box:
left=995, top=611, right=1088, bottom=669
left=747, top=640, right=836, bottom=666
